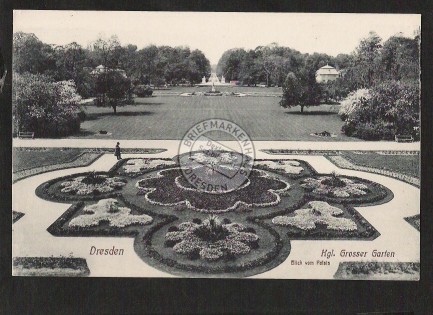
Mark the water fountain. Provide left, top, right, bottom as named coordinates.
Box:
left=204, top=82, right=223, bottom=96
left=198, top=72, right=231, bottom=87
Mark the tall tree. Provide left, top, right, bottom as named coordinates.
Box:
left=353, top=31, right=382, bottom=87
left=13, top=32, right=57, bottom=75
left=239, top=50, right=261, bottom=86
left=137, top=45, right=160, bottom=85
left=94, top=71, right=131, bottom=114
left=89, top=35, right=121, bottom=69
left=187, top=49, right=211, bottom=83
left=216, top=48, right=246, bottom=81
left=54, top=42, right=86, bottom=81
left=118, top=44, right=138, bottom=81
left=379, top=35, right=419, bottom=82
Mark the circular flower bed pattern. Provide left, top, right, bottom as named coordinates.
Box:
left=60, top=173, right=126, bottom=195
left=190, top=152, right=240, bottom=166
left=36, top=152, right=391, bottom=277
left=165, top=215, right=259, bottom=261
left=136, top=167, right=290, bottom=212
left=178, top=151, right=253, bottom=175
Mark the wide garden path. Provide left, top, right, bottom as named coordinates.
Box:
left=12, top=146, right=420, bottom=278
left=13, top=138, right=420, bottom=154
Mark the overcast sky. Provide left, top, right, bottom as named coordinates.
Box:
left=14, top=11, right=420, bottom=65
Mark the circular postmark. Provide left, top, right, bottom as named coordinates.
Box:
left=178, top=119, right=255, bottom=194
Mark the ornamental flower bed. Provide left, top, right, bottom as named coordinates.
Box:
left=179, top=151, right=253, bottom=172
left=190, top=152, right=239, bottom=165
left=36, top=152, right=391, bottom=277
left=272, top=201, right=357, bottom=231
left=254, top=160, right=304, bottom=175
left=69, top=198, right=153, bottom=228
left=122, top=159, right=176, bottom=175
left=301, top=174, right=369, bottom=198
left=135, top=168, right=289, bottom=212
left=60, top=172, right=127, bottom=195
left=165, top=215, right=259, bottom=261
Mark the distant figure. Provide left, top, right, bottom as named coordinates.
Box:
left=115, top=142, right=122, bottom=160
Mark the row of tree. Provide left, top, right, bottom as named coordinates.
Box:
left=13, top=32, right=213, bottom=134
left=265, top=31, right=419, bottom=140
left=279, top=31, right=419, bottom=113
left=13, top=32, right=212, bottom=98
left=216, top=43, right=352, bottom=88
left=216, top=31, right=419, bottom=109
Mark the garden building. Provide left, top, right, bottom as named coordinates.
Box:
left=90, top=65, right=127, bottom=78
left=315, top=64, right=339, bottom=83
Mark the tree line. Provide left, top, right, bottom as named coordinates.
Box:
left=13, top=32, right=211, bottom=98
left=217, top=31, right=419, bottom=107
left=12, top=33, right=212, bottom=136
left=216, top=31, right=420, bottom=140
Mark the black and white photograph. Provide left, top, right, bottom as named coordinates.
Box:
left=11, top=11, right=421, bottom=280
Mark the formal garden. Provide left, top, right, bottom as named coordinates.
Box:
left=21, top=150, right=401, bottom=277
left=11, top=28, right=420, bottom=279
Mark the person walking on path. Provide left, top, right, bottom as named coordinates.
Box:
left=115, top=142, right=122, bottom=160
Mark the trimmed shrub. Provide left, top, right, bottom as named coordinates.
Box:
left=134, top=85, right=153, bottom=97
left=341, top=80, right=419, bottom=140
left=13, top=73, right=82, bottom=137
left=338, top=88, right=371, bottom=121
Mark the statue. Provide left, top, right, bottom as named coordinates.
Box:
left=201, top=76, right=206, bottom=84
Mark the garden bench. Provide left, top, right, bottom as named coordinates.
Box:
left=18, top=131, right=35, bottom=139
left=394, top=134, right=413, bottom=143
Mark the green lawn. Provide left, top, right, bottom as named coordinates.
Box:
left=340, top=151, right=420, bottom=178
left=13, top=148, right=83, bottom=172
left=76, top=95, right=349, bottom=141
left=153, top=86, right=283, bottom=95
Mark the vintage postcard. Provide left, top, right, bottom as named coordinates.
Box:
left=11, top=11, right=420, bottom=279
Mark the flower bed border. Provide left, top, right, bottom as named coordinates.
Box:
left=13, top=147, right=167, bottom=154
left=253, top=159, right=316, bottom=179
left=13, top=256, right=90, bottom=277
left=404, top=214, right=420, bottom=232
left=12, top=211, right=25, bottom=223
left=35, top=171, right=126, bottom=203
left=333, top=261, right=419, bottom=280
left=261, top=149, right=340, bottom=156
left=113, top=157, right=178, bottom=178
left=253, top=196, right=380, bottom=241
left=137, top=216, right=289, bottom=277
left=301, top=174, right=392, bottom=206
left=47, top=195, right=175, bottom=237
